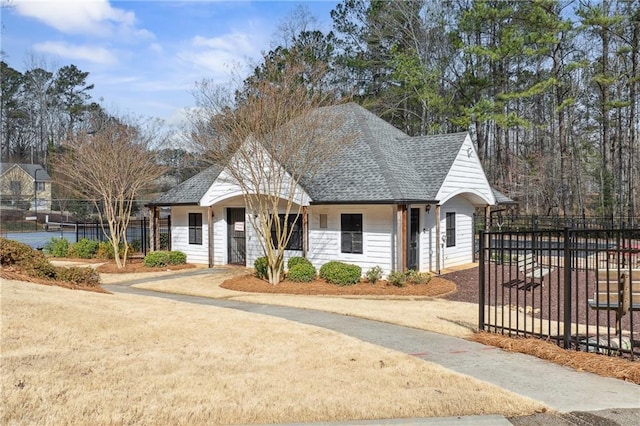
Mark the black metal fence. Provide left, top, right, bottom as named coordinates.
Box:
left=479, top=228, right=640, bottom=359
left=74, top=217, right=171, bottom=255
left=476, top=214, right=639, bottom=232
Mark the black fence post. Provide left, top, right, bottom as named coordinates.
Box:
left=479, top=230, right=486, bottom=331
left=563, top=227, right=572, bottom=349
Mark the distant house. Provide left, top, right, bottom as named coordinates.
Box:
left=149, top=103, right=510, bottom=275
left=0, top=163, right=52, bottom=211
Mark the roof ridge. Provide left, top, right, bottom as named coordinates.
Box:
left=353, top=106, right=410, bottom=201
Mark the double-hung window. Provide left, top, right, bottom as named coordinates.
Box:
left=446, top=212, right=456, bottom=247
left=341, top=214, right=363, bottom=254
left=189, top=213, right=203, bottom=245
left=270, top=214, right=302, bottom=251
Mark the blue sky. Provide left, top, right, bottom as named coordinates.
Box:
left=1, top=0, right=339, bottom=127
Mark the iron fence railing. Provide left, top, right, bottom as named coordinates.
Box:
left=475, top=214, right=640, bottom=232
left=74, top=217, right=171, bottom=255
left=479, top=228, right=640, bottom=360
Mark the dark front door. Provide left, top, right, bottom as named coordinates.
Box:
left=227, top=208, right=246, bottom=265
left=407, top=208, right=420, bottom=270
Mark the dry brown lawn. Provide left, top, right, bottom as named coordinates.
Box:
left=1, top=278, right=545, bottom=425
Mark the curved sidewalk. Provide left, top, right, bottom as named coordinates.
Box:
left=104, top=277, right=639, bottom=409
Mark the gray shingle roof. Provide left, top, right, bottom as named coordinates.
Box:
left=302, top=104, right=466, bottom=203
left=0, top=163, right=51, bottom=181
left=149, top=164, right=224, bottom=206
left=492, top=188, right=516, bottom=204
left=151, top=103, right=471, bottom=206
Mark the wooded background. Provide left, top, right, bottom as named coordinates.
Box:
left=2, top=0, right=638, bottom=218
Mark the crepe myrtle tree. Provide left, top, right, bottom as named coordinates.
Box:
left=54, top=112, right=165, bottom=268
left=190, top=54, right=352, bottom=284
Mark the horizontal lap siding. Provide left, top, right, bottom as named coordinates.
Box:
left=170, top=206, right=209, bottom=265
left=308, top=205, right=394, bottom=276
left=441, top=198, right=474, bottom=267
left=437, top=136, right=494, bottom=204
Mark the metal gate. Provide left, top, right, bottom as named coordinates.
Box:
left=478, top=228, right=640, bottom=359
left=227, top=208, right=246, bottom=265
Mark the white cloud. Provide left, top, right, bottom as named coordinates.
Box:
left=13, top=0, right=153, bottom=40
left=192, top=32, right=254, bottom=54
left=176, top=30, right=265, bottom=80
left=149, top=43, right=164, bottom=54
left=33, top=41, right=118, bottom=64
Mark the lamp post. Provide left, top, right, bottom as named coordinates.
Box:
left=34, top=168, right=43, bottom=231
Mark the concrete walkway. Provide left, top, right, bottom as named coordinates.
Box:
left=102, top=270, right=640, bottom=425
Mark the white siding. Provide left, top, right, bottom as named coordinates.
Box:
left=170, top=206, right=209, bottom=265
left=436, top=135, right=495, bottom=206
left=420, top=197, right=476, bottom=271
left=307, top=205, right=395, bottom=276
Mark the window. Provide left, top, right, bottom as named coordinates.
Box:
left=35, top=182, right=45, bottom=192
left=319, top=213, right=328, bottom=229
left=9, top=180, right=21, bottom=194
left=341, top=214, right=363, bottom=254
left=270, top=214, right=302, bottom=251
left=189, top=213, right=202, bottom=245
left=446, top=212, right=456, bottom=247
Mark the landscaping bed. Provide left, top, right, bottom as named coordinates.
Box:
left=221, top=273, right=456, bottom=297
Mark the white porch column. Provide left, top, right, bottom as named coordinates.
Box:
left=208, top=206, right=214, bottom=268
left=435, top=204, right=441, bottom=274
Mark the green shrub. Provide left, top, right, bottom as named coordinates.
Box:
left=405, top=269, right=431, bottom=285
left=71, top=238, right=99, bottom=259
left=167, top=251, right=187, bottom=265
left=143, top=250, right=186, bottom=267
left=319, top=261, right=361, bottom=286
left=44, top=237, right=69, bottom=257
left=287, top=256, right=312, bottom=269
left=287, top=262, right=317, bottom=282
left=254, top=256, right=268, bottom=279
left=365, top=266, right=383, bottom=284
left=55, top=266, right=100, bottom=286
left=387, top=270, right=406, bottom=287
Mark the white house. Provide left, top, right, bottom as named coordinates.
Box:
left=149, top=103, right=507, bottom=275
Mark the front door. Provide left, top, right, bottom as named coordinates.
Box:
left=407, top=208, right=420, bottom=270
left=227, top=208, right=246, bottom=265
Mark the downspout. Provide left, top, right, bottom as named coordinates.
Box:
left=435, top=204, right=441, bottom=274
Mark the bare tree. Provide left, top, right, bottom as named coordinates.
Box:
left=54, top=113, right=165, bottom=268
left=191, top=56, right=351, bottom=284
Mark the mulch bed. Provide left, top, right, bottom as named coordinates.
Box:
left=220, top=274, right=456, bottom=297
left=95, top=259, right=196, bottom=274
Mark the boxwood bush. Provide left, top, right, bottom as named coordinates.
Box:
left=143, top=250, right=187, bottom=267
left=287, top=256, right=312, bottom=269
left=254, top=256, right=268, bottom=279
left=287, top=262, right=317, bottom=282
left=319, top=261, right=361, bottom=286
